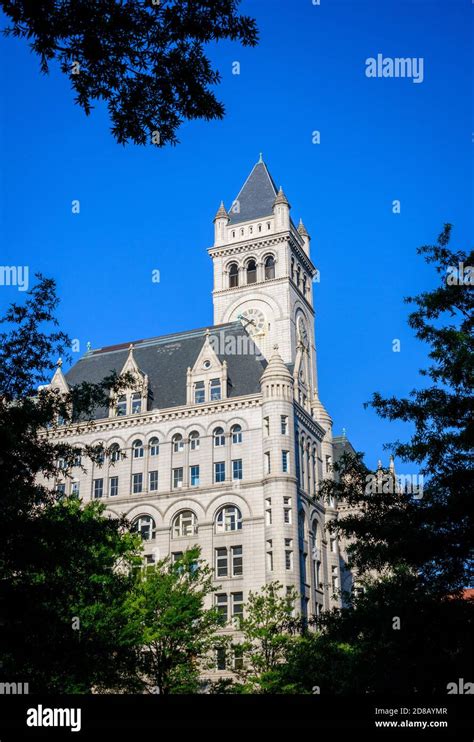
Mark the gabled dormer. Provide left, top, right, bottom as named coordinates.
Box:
left=49, top=358, right=70, bottom=394
left=111, top=344, right=149, bottom=417
left=186, top=329, right=228, bottom=405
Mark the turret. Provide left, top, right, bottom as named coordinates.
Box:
left=273, top=186, right=290, bottom=231
left=213, top=201, right=229, bottom=247
left=260, top=345, right=300, bottom=592
left=297, top=218, right=310, bottom=256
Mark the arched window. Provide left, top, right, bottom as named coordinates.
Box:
left=231, top=424, right=242, bottom=444
left=116, top=395, right=127, bottom=416
left=173, top=510, right=197, bottom=538
left=172, top=433, right=184, bottom=453
left=246, top=260, right=257, bottom=284
left=109, top=443, right=121, bottom=463
left=149, top=437, right=159, bottom=456
left=189, top=431, right=200, bottom=450
left=131, top=392, right=142, bottom=414
left=264, top=255, right=275, bottom=280
left=291, top=258, right=295, bottom=281
left=296, top=266, right=301, bottom=288
left=132, top=439, right=144, bottom=458
left=213, top=427, right=225, bottom=447
left=229, top=263, right=239, bottom=288
left=132, top=515, right=156, bottom=541
left=302, top=275, right=307, bottom=295
left=215, top=505, right=242, bottom=533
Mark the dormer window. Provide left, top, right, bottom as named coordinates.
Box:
left=131, top=392, right=142, bottom=414
left=232, top=230, right=235, bottom=238
left=249, top=226, right=253, bottom=234
left=210, top=378, right=221, bottom=401
left=247, top=260, right=257, bottom=284
left=229, top=263, right=239, bottom=288
left=116, top=395, right=127, bottom=416
left=267, top=222, right=271, bottom=229
left=264, top=255, right=275, bottom=280
left=258, top=224, right=262, bottom=232
left=194, top=381, right=205, bottom=404
left=240, top=228, right=244, bottom=236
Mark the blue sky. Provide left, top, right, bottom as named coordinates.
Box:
left=0, top=0, right=472, bottom=469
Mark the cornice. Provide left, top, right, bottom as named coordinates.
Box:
left=42, top=394, right=262, bottom=440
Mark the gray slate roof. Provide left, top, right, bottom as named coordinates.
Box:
left=228, top=161, right=278, bottom=225
left=65, top=323, right=267, bottom=419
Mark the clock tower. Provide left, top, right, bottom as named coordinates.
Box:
left=208, top=156, right=319, bottom=399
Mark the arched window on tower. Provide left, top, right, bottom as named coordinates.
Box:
left=291, top=258, right=295, bottom=281
left=247, top=260, right=257, bottom=284
left=229, top=263, right=239, bottom=288
left=264, top=256, right=275, bottom=280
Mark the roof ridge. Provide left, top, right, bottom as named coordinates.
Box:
left=86, top=322, right=243, bottom=355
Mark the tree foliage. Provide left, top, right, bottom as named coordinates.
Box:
left=128, top=547, right=222, bottom=694
left=1, top=0, right=258, bottom=145
left=0, top=275, right=144, bottom=692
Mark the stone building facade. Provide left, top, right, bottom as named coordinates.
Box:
left=43, top=157, right=355, bottom=671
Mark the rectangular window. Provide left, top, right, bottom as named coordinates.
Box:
left=265, top=497, right=272, bottom=526
left=56, top=482, right=66, bottom=497
left=265, top=452, right=271, bottom=474
left=194, top=381, right=205, bottom=404
left=232, top=592, right=244, bottom=624
left=215, top=593, right=228, bottom=624
left=231, top=546, right=243, bottom=577
left=172, top=552, right=183, bottom=563
left=330, top=536, right=337, bottom=553
left=264, top=416, right=270, bottom=435
left=116, top=396, right=127, bottom=416
left=282, top=450, right=289, bottom=473
left=131, top=394, right=142, bottom=414
left=215, top=548, right=228, bottom=578
left=331, top=566, right=339, bottom=592
left=93, top=478, right=103, bottom=499
left=210, top=378, right=221, bottom=401
left=280, top=415, right=288, bottom=434
left=215, top=646, right=227, bottom=671
left=285, top=539, right=293, bottom=570
left=149, top=470, right=158, bottom=492
left=173, top=467, right=183, bottom=489
left=190, top=465, right=200, bottom=487
left=232, top=459, right=243, bottom=480
left=214, top=462, right=225, bottom=483
left=109, top=476, right=118, bottom=497
left=71, top=481, right=80, bottom=497
left=132, top=473, right=143, bottom=494
left=233, top=645, right=244, bottom=671
left=284, top=507, right=292, bottom=524
left=326, top=455, right=332, bottom=473
left=266, top=540, right=273, bottom=571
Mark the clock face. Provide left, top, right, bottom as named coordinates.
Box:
left=298, top=317, right=309, bottom=347
left=239, top=308, right=266, bottom=336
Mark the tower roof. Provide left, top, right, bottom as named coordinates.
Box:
left=228, top=157, right=279, bottom=225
